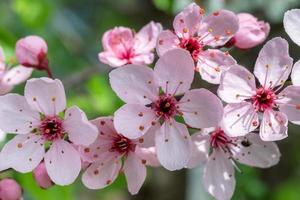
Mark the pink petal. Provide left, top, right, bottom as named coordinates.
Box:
left=218, top=65, right=256, bottom=103
left=135, top=147, right=160, bottom=167
left=186, top=133, right=210, bottom=168
left=173, top=3, right=203, bottom=38
left=0, top=134, right=44, bottom=173
left=15, top=35, right=48, bottom=66
left=24, top=77, right=66, bottom=116
left=155, top=120, right=192, bottom=171
left=260, top=110, right=288, bottom=141
left=133, top=124, right=158, bottom=148
left=197, top=49, right=236, bottom=84
left=234, top=13, right=270, bottom=49
left=98, top=52, right=128, bottom=67
left=82, top=158, right=121, bottom=189
left=2, top=65, right=32, bottom=86
left=101, top=27, right=134, bottom=53
left=154, top=48, right=194, bottom=95
left=44, top=140, right=81, bottom=185
left=254, top=37, right=293, bottom=88
left=0, top=94, right=40, bottom=134
left=277, top=86, right=300, bottom=125
left=284, top=9, right=300, bottom=46
left=109, top=64, right=159, bottom=104
left=129, top=53, right=154, bottom=65
left=292, top=60, right=300, bottom=86
left=134, top=21, right=162, bottom=53
left=231, top=133, right=280, bottom=168
left=156, top=30, right=180, bottom=57
left=222, top=102, right=259, bottom=137
left=178, top=88, right=223, bottom=128
left=198, top=10, right=239, bottom=47
left=203, top=149, right=235, bottom=200
left=63, top=106, right=98, bottom=146
left=124, top=152, right=147, bottom=195
left=114, top=104, right=157, bottom=139
left=0, top=83, right=12, bottom=96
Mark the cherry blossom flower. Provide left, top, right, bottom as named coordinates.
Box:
left=0, top=46, right=33, bottom=95
left=0, top=178, right=22, bottom=200
left=218, top=37, right=300, bottom=141
left=99, top=21, right=162, bottom=67
left=230, top=13, right=270, bottom=49
left=15, top=35, right=52, bottom=77
left=187, top=111, right=280, bottom=200
left=284, top=9, right=300, bottom=46
left=0, top=77, right=98, bottom=185
left=156, top=3, right=238, bottom=84
left=110, top=49, right=223, bottom=170
left=80, top=117, right=159, bottom=195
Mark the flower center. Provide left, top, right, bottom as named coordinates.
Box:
left=120, top=48, right=135, bottom=64
left=210, top=128, right=232, bottom=149
left=111, top=134, right=136, bottom=155
left=39, top=116, right=64, bottom=141
left=252, top=87, right=276, bottom=112
left=179, top=37, right=202, bottom=61
left=152, top=94, right=178, bottom=120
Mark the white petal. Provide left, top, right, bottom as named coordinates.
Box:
left=2, top=65, right=32, bottom=86
left=291, top=59, right=300, bottom=86
left=124, top=153, right=147, bottom=195
left=203, top=149, right=235, bottom=200
left=0, top=94, right=40, bottom=134
left=154, top=48, right=194, bottom=95
left=231, top=133, right=280, bottom=168
left=155, top=120, right=192, bottom=171
left=254, top=37, right=293, bottom=88
left=284, top=9, right=300, bottom=46
left=45, top=140, right=81, bottom=185
left=0, top=134, right=44, bottom=173
left=25, top=78, right=66, bottom=116
left=63, top=106, right=98, bottom=146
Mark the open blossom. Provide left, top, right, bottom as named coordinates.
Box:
left=80, top=117, right=159, bottom=195
left=218, top=37, right=300, bottom=141
left=15, top=36, right=50, bottom=72
left=0, top=47, right=33, bottom=95
left=99, top=21, right=162, bottom=67
left=0, top=178, right=22, bottom=200
left=110, top=49, right=223, bottom=170
left=231, top=13, right=270, bottom=49
left=187, top=110, right=280, bottom=200
left=156, top=3, right=238, bottom=84
left=0, top=77, right=98, bottom=185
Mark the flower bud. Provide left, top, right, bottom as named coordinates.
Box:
left=0, top=178, right=22, bottom=200
left=33, top=162, right=54, bottom=189
left=233, top=13, right=270, bottom=49
left=15, top=35, right=51, bottom=76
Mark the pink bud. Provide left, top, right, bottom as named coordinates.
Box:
left=233, top=13, right=270, bottom=49
left=0, top=179, right=22, bottom=200
left=15, top=35, right=52, bottom=76
left=33, top=162, right=54, bottom=189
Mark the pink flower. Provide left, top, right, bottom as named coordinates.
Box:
left=33, top=162, right=54, bottom=189
left=232, top=13, right=270, bottom=49
left=15, top=36, right=50, bottom=72
left=110, top=49, right=223, bottom=170
left=284, top=9, right=300, bottom=46
left=99, top=21, right=162, bottom=67
left=0, top=77, right=98, bottom=185
left=218, top=37, right=300, bottom=141
left=0, top=47, right=33, bottom=95
left=80, top=117, right=159, bottom=195
left=156, top=3, right=239, bottom=84
left=187, top=111, right=280, bottom=200
left=0, top=178, right=22, bottom=200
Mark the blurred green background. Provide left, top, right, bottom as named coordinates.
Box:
left=1, top=0, right=300, bottom=199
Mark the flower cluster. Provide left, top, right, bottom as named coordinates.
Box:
left=0, top=2, right=300, bottom=200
